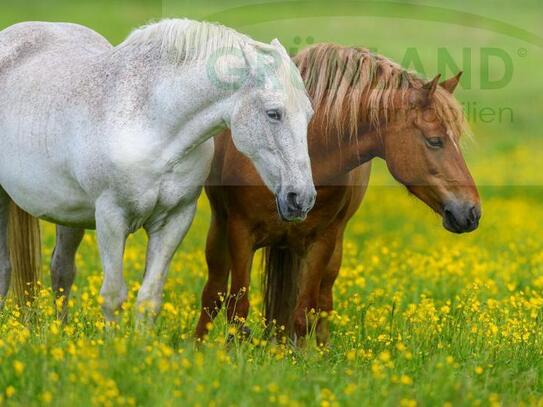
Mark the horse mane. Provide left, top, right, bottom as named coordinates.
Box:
left=120, top=19, right=309, bottom=109
left=121, top=18, right=253, bottom=62
left=294, top=43, right=467, bottom=141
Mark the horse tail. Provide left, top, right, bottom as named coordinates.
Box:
left=262, top=245, right=302, bottom=337
left=8, top=201, right=41, bottom=303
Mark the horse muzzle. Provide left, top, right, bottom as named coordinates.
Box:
left=275, top=186, right=316, bottom=222
left=442, top=201, right=481, bottom=233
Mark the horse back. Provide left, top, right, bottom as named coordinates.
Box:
left=0, top=21, right=111, bottom=77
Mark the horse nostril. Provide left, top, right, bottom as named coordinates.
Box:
left=463, top=205, right=481, bottom=230
left=286, top=192, right=301, bottom=210
left=444, top=207, right=461, bottom=231
left=468, top=206, right=479, bottom=224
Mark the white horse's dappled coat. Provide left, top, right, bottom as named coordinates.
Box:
left=0, top=19, right=315, bottom=319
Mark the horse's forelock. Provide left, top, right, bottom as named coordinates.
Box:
left=432, top=88, right=470, bottom=143
left=257, top=45, right=311, bottom=112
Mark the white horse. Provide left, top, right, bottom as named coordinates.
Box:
left=0, top=19, right=316, bottom=320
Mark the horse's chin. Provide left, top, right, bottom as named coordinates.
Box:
left=278, top=209, right=307, bottom=223
left=282, top=215, right=307, bottom=223
left=442, top=214, right=479, bottom=234
left=442, top=218, right=465, bottom=234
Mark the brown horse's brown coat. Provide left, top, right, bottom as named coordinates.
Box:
left=195, top=44, right=480, bottom=344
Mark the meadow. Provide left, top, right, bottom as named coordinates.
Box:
left=0, top=0, right=542, bottom=406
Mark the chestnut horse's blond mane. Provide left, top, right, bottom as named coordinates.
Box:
left=294, top=43, right=466, bottom=141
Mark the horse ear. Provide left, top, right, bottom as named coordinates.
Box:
left=411, top=74, right=441, bottom=106
left=240, top=42, right=258, bottom=79
left=423, top=74, right=441, bottom=97
left=270, top=38, right=289, bottom=57
left=439, top=71, right=463, bottom=94
left=270, top=38, right=283, bottom=50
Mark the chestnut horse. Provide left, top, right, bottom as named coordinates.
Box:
left=195, top=44, right=481, bottom=344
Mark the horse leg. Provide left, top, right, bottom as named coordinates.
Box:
left=316, top=232, right=344, bottom=347
left=292, top=230, right=337, bottom=344
left=136, top=202, right=197, bottom=320
left=226, top=218, right=255, bottom=337
left=95, top=198, right=129, bottom=322
left=0, top=188, right=11, bottom=301
left=51, top=226, right=84, bottom=320
left=195, top=215, right=231, bottom=339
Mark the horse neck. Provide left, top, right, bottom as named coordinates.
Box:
left=309, top=116, right=382, bottom=185
left=108, top=46, right=237, bottom=158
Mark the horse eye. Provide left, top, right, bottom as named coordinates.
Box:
left=427, top=137, right=444, bottom=148
left=266, top=109, right=282, bottom=121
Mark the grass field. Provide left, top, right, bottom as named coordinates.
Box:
left=1, top=1, right=542, bottom=406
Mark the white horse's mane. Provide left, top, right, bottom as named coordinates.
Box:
left=120, top=19, right=310, bottom=109
left=122, top=18, right=254, bottom=62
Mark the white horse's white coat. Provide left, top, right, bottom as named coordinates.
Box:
left=0, top=20, right=315, bottom=319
